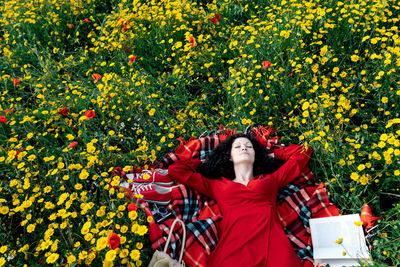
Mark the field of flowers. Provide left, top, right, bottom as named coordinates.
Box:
left=1, top=0, right=399, bottom=265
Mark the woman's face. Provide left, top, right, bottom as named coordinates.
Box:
left=230, top=137, right=255, bottom=165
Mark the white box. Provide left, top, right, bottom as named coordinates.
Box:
left=310, top=214, right=371, bottom=267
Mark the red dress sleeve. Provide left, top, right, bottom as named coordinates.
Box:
left=271, top=144, right=312, bottom=188
left=168, top=159, right=216, bottom=198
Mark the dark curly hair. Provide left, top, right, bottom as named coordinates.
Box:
left=197, top=133, right=284, bottom=180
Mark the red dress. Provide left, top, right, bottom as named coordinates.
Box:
left=168, top=145, right=312, bottom=267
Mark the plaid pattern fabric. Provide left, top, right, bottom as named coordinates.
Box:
left=116, top=129, right=340, bottom=267
left=139, top=184, right=222, bottom=267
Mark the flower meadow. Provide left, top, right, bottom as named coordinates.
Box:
left=0, top=0, right=399, bottom=265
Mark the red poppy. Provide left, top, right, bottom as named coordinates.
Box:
left=0, top=116, right=7, bottom=123
left=210, top=14, right=221, bottom=24
left=108, top=233, right=121, bottom=249
left=92, top=73, right=102, bottom=83
left=262, top=61, right=272, bottom=69
left=128, top=203, right=138, bottom=212
left=58, top=107, right=70, bottom=116
left=4, top=108, right=14, bottom=114
left=68, top=141, right=78, bottom=148
left=84, top=18, right=90, bottom=23
left=189, top=36, right=196, bottom=47
left=84, top=110, right=96, bottom=120
left=123, top=46, right=131, bottom=53
left=129, top=55, right=137, bottom=63
left=13, top=78, right=20, bottom=86
left=15, top=150, right=21, bottom=159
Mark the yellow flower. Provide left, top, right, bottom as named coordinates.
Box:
left=46, top=253, right=59, bottom=264
left=350, top=173, right=359, bottom=181
left=43, top=186, right=52, bottom=193
left=148, top=108, right=156, bottom=116
left=103, top=260, right=114, bottom=267
left=51, top=240, right=58, bottom=252
left=0, top=257, right=5, bottom=267
left=79, top=169, right=90, bottom=180
left=129, top=211, right=138, bottom=220
left=360, top=175, right=369, bottom=185
left=351, top=55, right=360, bottom=62
left=96, top=237, right=108, bottom=251
left=130, top=249, right=140, bottom=261
left=131, top=223, right=139, bottom=233
left=79, top=251, right=88, bottom=260
left=27, top=223, right=36, bottom=233
left=280, top=30, right=290, bottom=39
left=0, top=246, right=7, bottom=254
left=137, top=225, right=148, bottom=236
left=87, top=143, right=96, bottom=153
left=75, top=183, right=83, bottom=190
left=119, top=249, right=129, bottom=258
left=335, top=238, right=343, bottom=244
left=0, top=206, right=9, bottom=215
left=105, top=250, right=117, bottom=261
left=120, top=225, right=128, bottom=233
left=81, top=221, right=91, bottom=235
left=354, top=221, right=363, bottom=226
left=43, top=156, right=55, bottom=162
left=136, top=242, right=143, bottom=249
left=84, top=233, right=93, bottom=241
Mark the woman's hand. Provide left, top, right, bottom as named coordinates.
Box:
left=273, top=144, right=312, bottom=161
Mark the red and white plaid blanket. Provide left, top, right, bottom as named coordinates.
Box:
left=115, top=127, right=340, bottom=267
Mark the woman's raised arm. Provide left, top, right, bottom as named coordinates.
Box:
left=270, top=144, right=312, bottom=188
left=168, top=159, right=217, bottom=198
